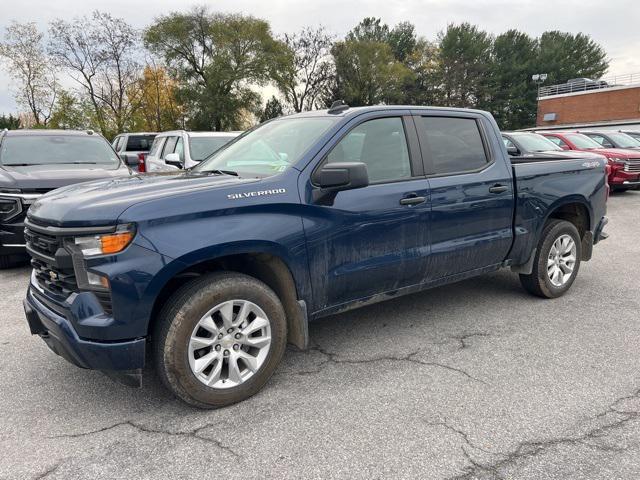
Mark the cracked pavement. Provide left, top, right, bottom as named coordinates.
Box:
left=1, top=191, right=640, bottom=480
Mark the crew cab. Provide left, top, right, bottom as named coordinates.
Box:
left=22, top=106, right=608, bottom=408
left=111, top=132, right=157, bottom=172
left=540, top=131, right=640, bottom=191
left=0, top=129, right=132, bottom=268
left=144, top=130, right=240, bottom=172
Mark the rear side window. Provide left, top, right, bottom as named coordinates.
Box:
left=326, top=117, right=411, bottom=183
left=125, top=135, right=156, bottom=152
left=418, top=117, right=489, bottom=175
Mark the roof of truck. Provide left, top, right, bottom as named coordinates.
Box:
left=282, top=105, right=489, bottom=119
left=2, top=129, right=101, bottom=137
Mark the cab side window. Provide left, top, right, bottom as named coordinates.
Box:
left=418, top=117, right=489, bottom=175
left=547, top=136, right=567, bottom=148
left=586, top=134, right=613, bottom=148
left=326, top=117, right=411, bottom=183
left=175, top=137, right=185, bottom=162
left=162, top=137, right=178, bottom=159
left=149, top=137, right=165, bottom=157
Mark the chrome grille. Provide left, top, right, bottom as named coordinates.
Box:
left=624, top=159, right=640, bottom=172
left=26, top=225, right=113, bottom=315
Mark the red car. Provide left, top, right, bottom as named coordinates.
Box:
left=540, top=131, right=640, bottom=191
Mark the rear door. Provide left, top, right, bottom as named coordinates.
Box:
left=301, top=111, right=432, bottom=313
left=413, top=112, right=514, bottom=279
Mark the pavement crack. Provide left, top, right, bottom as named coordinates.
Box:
left=32, top=461, right=63, bottom=480
left=446, top=387, right=640, bottom=479
left=51, top=421, right=240, bottom=458
left=294, top=343, right=486, bottom=384
left=450, top=332, right=492, bottom=350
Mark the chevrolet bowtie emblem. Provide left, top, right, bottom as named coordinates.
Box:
left=49, top=271, right=58, bottom=281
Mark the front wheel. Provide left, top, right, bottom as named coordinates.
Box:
left=153, top=272, right=287, bottom=408
left=519, top=220, right=582, bottom=298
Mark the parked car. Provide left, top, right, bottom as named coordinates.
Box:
left=619, top=130, right=640, bottom=143
left=540, top=131, right=640, bottom=191
left=112, top=132, right=157, bottom=172
left=578, top=130, right=640, bottom=150
left=23, top=105, right=608, bottom=408
left=0, top=129, right=133, bottom=268
left=144, top=130, right=241, bottom=172
left=501, top=132, right=606, bottom=163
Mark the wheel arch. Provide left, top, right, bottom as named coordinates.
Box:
left=143, top=244, right=309, bottom=350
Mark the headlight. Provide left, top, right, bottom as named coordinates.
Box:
left=606, top=156, right=626, bottom=164
left=0, top=197, right=21, bottom=221
left=73, top=224, right=135, bottom=257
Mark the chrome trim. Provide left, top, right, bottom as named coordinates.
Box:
left=2, top=243, right=26, bottom=247
left=0, top=193, right=42, bottom=200
left=24, top=218, right=116, bottom=236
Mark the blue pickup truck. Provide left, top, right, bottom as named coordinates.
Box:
left=23, top=105, right=608, bottom=408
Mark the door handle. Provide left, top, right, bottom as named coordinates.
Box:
left=488, top=184, right=508, bottom=194
left=400, top=195, right=426, bottom=206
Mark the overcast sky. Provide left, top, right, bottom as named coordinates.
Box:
left=1, top=0, right=639, bottom=114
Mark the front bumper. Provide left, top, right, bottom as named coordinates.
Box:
left=24, top=285, right=145, bottom=386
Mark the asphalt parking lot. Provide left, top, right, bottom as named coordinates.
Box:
left=1, top=191, right=639, bottom=480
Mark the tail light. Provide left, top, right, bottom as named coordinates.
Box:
left=137, top=153, right=146, bottom=173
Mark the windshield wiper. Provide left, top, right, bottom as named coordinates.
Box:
left=3, top=163, right=46, bottom=166
left=208, top=169, right=239, bottom=177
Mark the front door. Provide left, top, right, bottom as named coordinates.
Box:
left=301, top=113, right=432, bottom=313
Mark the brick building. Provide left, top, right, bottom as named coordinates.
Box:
left=535, top=75, right=640, bottom=131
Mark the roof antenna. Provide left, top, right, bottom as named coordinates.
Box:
left=328, top=100, right=349, bottom=114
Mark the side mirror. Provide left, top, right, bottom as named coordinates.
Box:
left=313, top=162, right=369, bottom=204
left=164, top=153, right=183, bottom=169
left=506, top=145, right=519, bottom=156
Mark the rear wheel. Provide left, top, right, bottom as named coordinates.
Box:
left=519, top=220, right=582, bottom=298
left=153, top=272, right=287, bottom=408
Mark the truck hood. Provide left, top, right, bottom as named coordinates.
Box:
left=27, top=171, right=259, bottom=227
left=588, top=148, right=640, bottom=159
left=0, top=163, right=132, bottom=192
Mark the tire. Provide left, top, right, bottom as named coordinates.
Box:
left=612, top=187, right=630, bottom=193
left=153, top=272, right=287, bottom=408
left=519, top=219, right=582, bottom=299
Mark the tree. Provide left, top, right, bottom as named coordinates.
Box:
left=49, top=11, right=142, bottom=137
left=537, top=31, right=608, bottom=85
left=259, top=96, right=284, bottom=122
left=48, top=90, right=95, bottom=130
left=489, top=30, right=539, bottom=129
left=387, top=21, right=418, bottom=62
left=276, top=27, right=334, bottom=113
left=0, top=114, right=20, bottom=129
left=346, top=17, right=389, bottom=43
left=0, top=22, right=57, bottom=127
left=436, top=23, right=494, bottom=109
left=144, top=7, right=289, bottom=131
left=132, top=63, right=183, bottom=131
left=401, top=38, right=440, bottom=105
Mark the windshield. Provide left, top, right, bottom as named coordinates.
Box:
left=194, top=117, right=338, bottom=177
left=190, top=136, right=237, bottom=162
left=564, top=133, right=603, bottom=149
left=513, top=133, right=562, bottom=152
left=606, top=132, right=640, bottom=148
left=0, top=135, right=121, bottom=167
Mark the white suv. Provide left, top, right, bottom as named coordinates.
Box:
left=145, top=130, right=241, bottom=172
